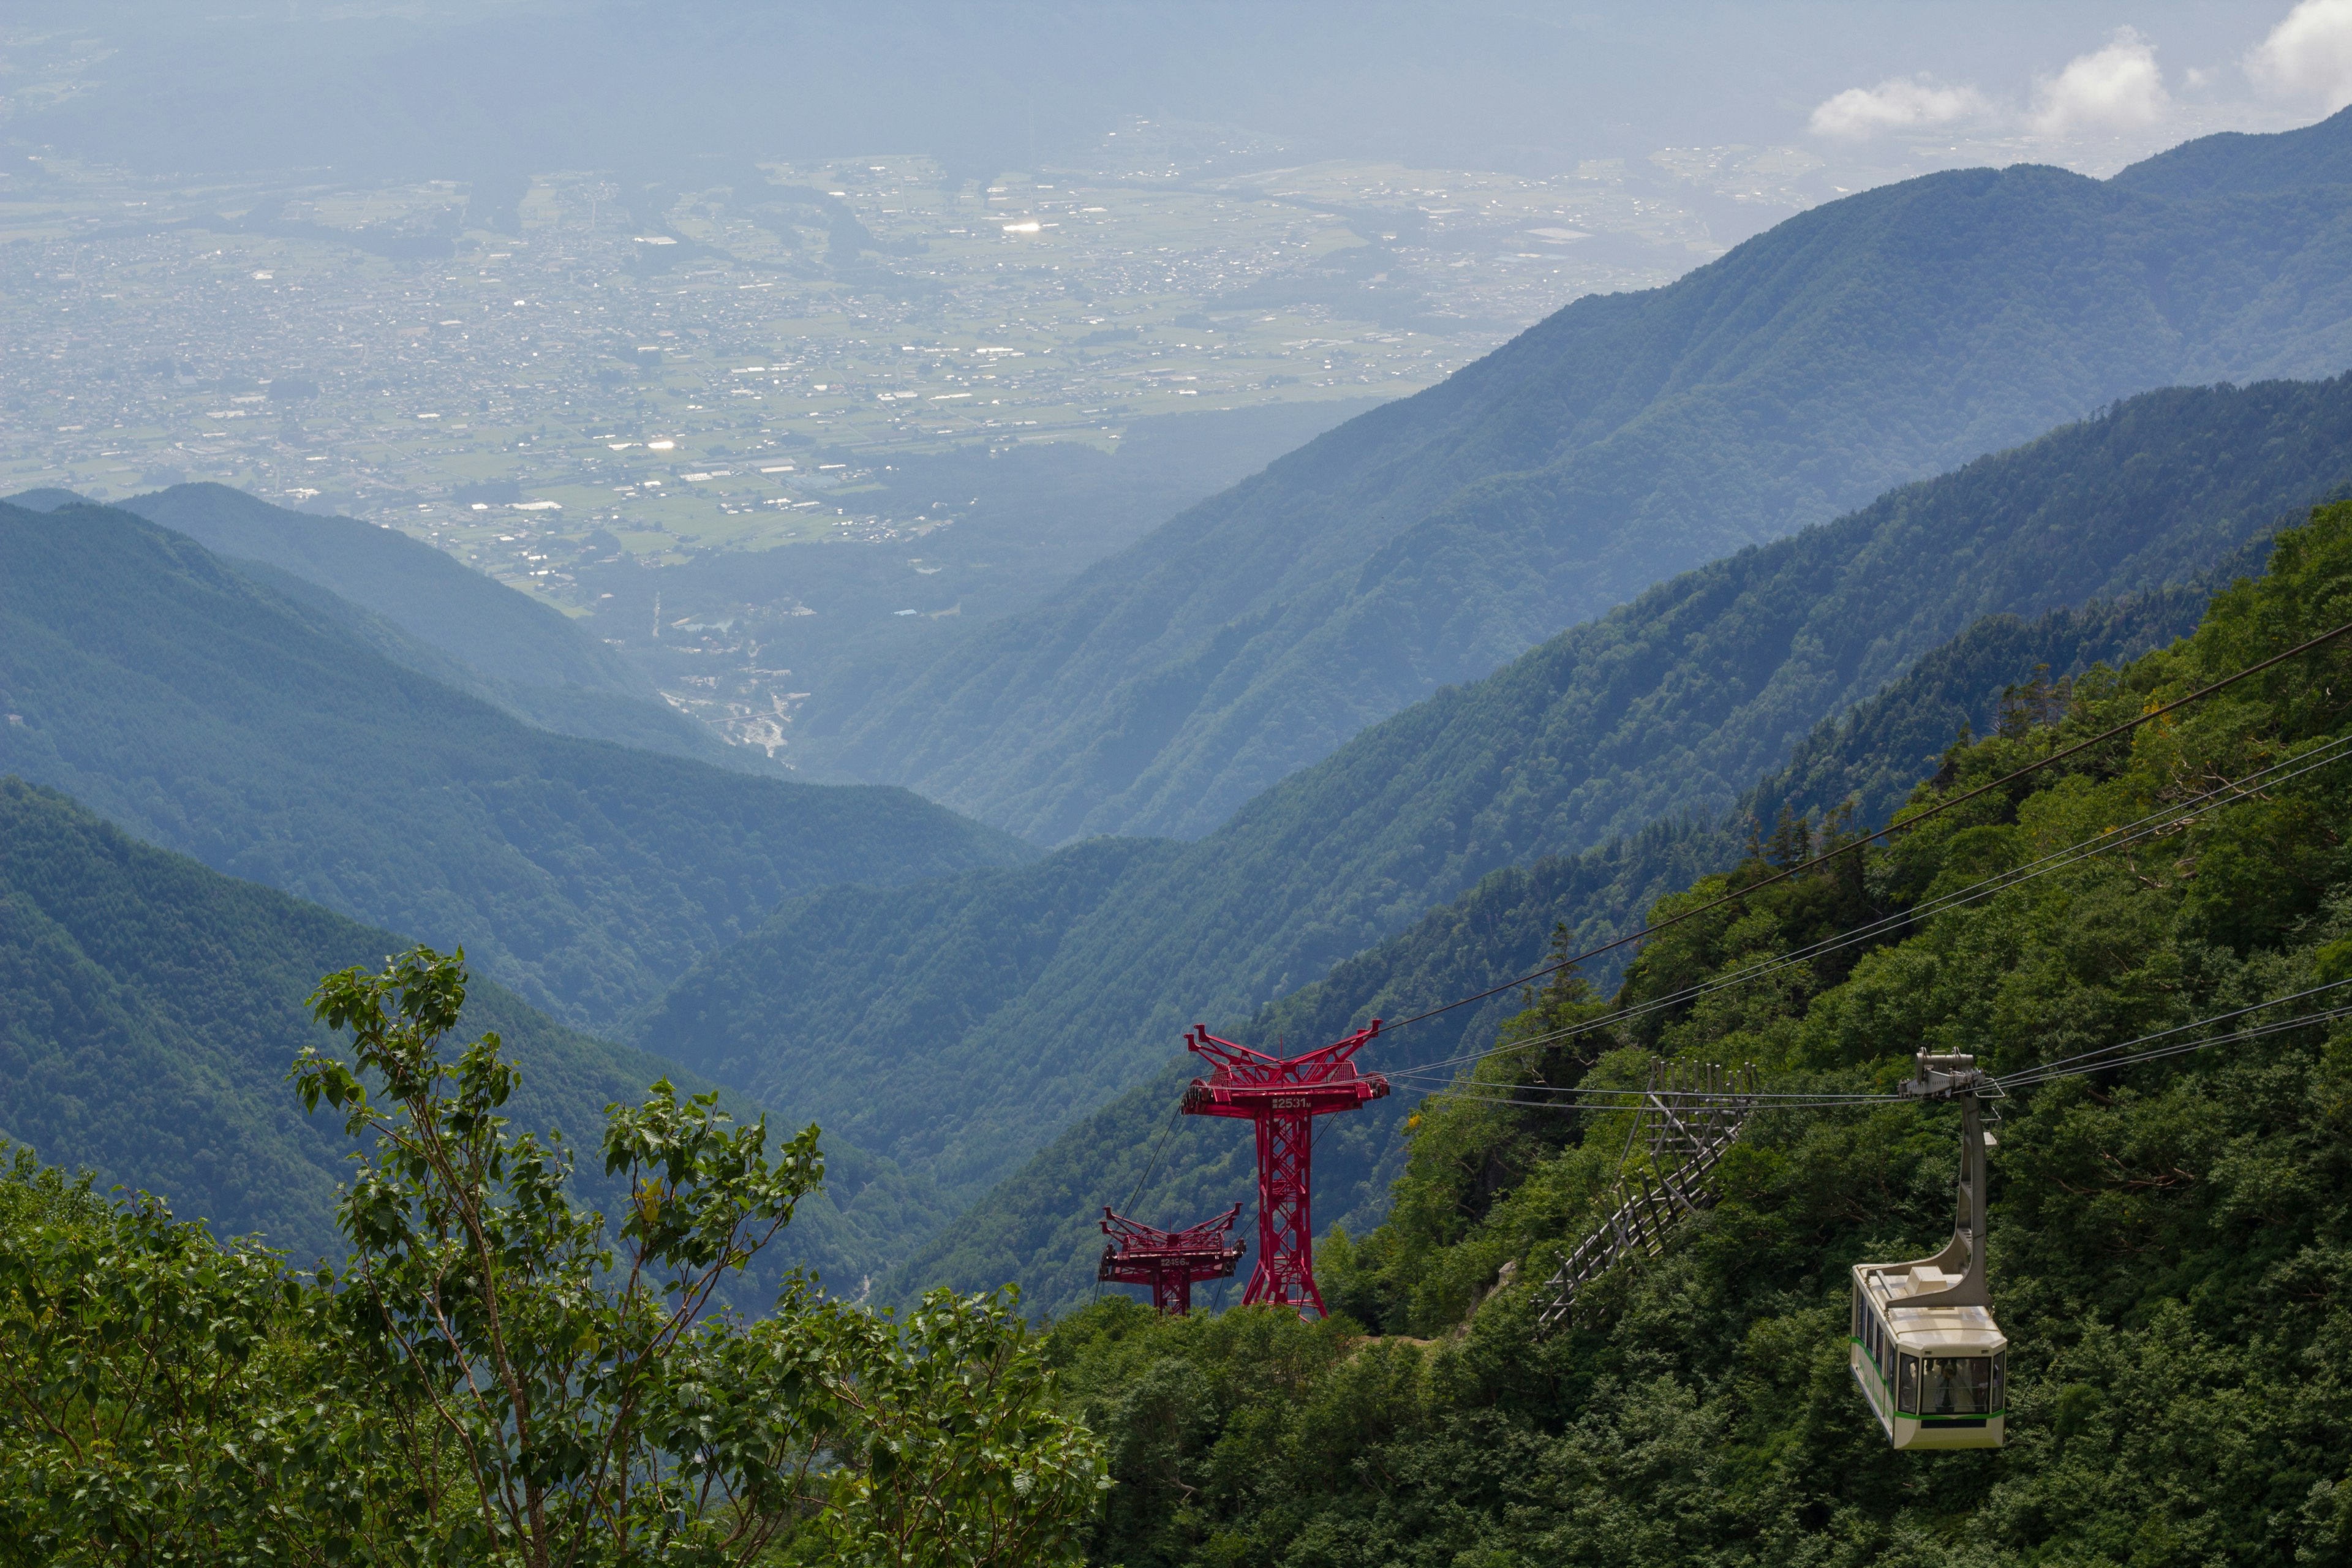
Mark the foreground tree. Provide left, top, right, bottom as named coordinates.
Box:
left=0, top=1151, right=337, bottom=1566
left=0, top=946, right=1104, bottom=1566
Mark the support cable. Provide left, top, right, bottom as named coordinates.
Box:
left=1120, top=1102, right=1185, bottom=1221
left=1375, top=616, right=2352, bottom=1038
left=1386, top=732, right=2352, bottom=1087
left=1414, top=984, right=2352, bottom=1117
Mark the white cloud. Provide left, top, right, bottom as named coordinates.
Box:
left=2248, top=0, right=2352, bottom=111
left=2032, top=28, right=2169, bottom=134
left=1807, top=76, right=1993, bottom=140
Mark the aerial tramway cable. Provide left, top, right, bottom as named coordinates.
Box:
left=1385, top=729, right=2352, bottom=1088
left=1372, top=614, right=2352, bottom=1041
left=1413, top=982, right=2352, bottom=1118
left=1991, top=980, right=2352, bottom=1090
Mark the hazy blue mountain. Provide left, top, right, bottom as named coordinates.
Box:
left=0, top=499, right=1028, bottom=1030
left=889, top=569, right=2258, bottom=1315
left=635, top=374, right=2351, bottom=1212
left=791, top=110, right=2352, bottom=844
left=214, top=556, right=748, bottom=765
left=2110, top=104, right=2352, bottom=198
left=102, top=484, right=763, bottom=772
left=0, top=777, right=944, bottom=1286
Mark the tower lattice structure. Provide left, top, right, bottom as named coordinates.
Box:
left=1181, top=1022, right=1389, bottom=1316
left=1097, top=1203, right=1246, bottom=1314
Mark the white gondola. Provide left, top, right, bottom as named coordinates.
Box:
left=1850, top=1052, right=2007, bottom=1450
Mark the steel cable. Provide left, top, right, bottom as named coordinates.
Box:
left=1385, top=732, right=2352, bottom=1088
left=1371, top=615, right=2352, bottom=1039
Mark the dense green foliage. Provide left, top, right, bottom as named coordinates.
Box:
left=0, top=952, right=1102, bottom=1566
left=800, top=113, right=2352, bottom=843
left=635, top=836, right=1183, bottom=1185
left=1033, top=498, right=2352, bottom=1566
left=0, top=500, right=1027, bottom=1027
left=645, top=375, right=2345, bottom=1212
left=895, top=570, right=2241, bottom=1315
left=0, top=776, right=948, bottom=1283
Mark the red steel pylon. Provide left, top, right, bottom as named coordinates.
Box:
left=1180, top=1022, right=1389, bottom=1316
left=1097, top=1202, right=1246, bottom=1314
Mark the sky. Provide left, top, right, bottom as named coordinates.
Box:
left=0, top=2, right=2345, bottom=193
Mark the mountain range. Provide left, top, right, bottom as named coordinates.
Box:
left=900, top=561, right=2267, bottom=1316
left=0, top=776, right=941, bottom=1286
left=6, top=483, right=753, bottom=771
left=790, top=107, right=2352, bottom=845
left=633, top=372, right=2352, bottom=1216
left=0, top=499, right=1025, bottom=1029
left=14, top=111, right=2352, bottom=1330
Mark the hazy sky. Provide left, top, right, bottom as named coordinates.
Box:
left=1, top=2, right=2343, bottom=189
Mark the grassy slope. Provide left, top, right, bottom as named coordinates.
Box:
left=796, top=111, right=2352, bottom=844
left=0, top=778, right=943, bottom=1284
left=639, top=376, right=2352, bottom=1209
left=1039, top=496, right=2352, bottom=1568
left=0, top=501, right=1028, bottom=1030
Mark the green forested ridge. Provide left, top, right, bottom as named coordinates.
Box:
left=892, top=564, right=2244, bottom=1316
left=796, top=110, right=2352, bottom=845
left=115, top=483, right=639, bottom=694
left=0, top=500, right=1028, bottom=1028
left=633, top=835, right=1186, bottom=1178
left=1743, top=546, right=2279, bottom=835
left=219, top=554, right=753, bottom=766
left=1039, top=496, right=2352, bottom=1568
left=0, top=776, right=946, bottom=1284
left=2111, top=103, right=2352, bottom=198
left=107, top=483, right=761, bottom=771
left=640, top=374, right=2351, bottom=1213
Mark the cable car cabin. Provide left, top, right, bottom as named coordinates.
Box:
left=1849, top=1052, right=2007, bottom=1450
left=1849, top=1264, right=2007, bottom=1449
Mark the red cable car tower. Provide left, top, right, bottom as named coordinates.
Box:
left=1097, top=1203, right=1245, bottom=1314
left=1181, top=1021, right=1390, bottom=1316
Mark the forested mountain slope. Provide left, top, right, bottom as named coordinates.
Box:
left=795, top=110, right=2352, bottom=843
left=104, top=484, right=757, bottom=771
left=891, top=573, right=2248, bottom=1315
left=0, top=500, right=1027, bottom=1029
left=0, top=778, right=942, bottom=1283
left=1042, top=496, right=2352, bottom=1568
left=2111, top=100, right=2352, bottom=198
left=638, top=375, right=2347, bottom=1209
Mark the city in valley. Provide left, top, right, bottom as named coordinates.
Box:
left=4, top=128, right=1831, bottom=754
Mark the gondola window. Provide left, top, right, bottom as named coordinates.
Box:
left=1922, top=1356, right=1992, bottom=1417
